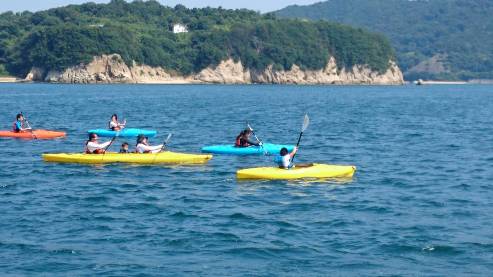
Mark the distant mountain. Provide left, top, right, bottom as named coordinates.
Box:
left=276, top=0, right=493, bottom=81
left=0, top=0, right=397, bottom=84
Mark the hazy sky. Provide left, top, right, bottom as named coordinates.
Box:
left=0, top=0, right=320, bottom=13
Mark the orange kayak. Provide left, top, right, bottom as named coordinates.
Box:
left=0, top=130, right=66, bottom=139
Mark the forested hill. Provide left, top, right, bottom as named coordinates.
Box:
left=276, top=0, right=493, bottom=81
left=0, top=0, right=396, bottom=79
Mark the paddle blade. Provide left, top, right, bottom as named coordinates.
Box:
left=164, top=133, right=173, bottom=145
left=247, top=122, right=253, bottom=131
left=301, top=114, right=310, bottom=132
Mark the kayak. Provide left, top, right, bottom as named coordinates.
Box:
left=237, top=163, right=356, bottom=180
left=42, top=151, right=213, bottom=165
left=201, top=143, right=295, bottom=155
left=88, top=128, right=157, bottom=138
left=0, top=130, right=66, bottom=139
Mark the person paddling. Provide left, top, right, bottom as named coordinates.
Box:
left=12, top=114, right=32, bottom=133
left=235, top=129, right=261, bottom=147
left=109, top=114, right=126, bottom=131
left=85, top=133, right=112, bottom=154
left=135, top=135, right=163, bottom=154
left=275, top=147, right=298, bottom=169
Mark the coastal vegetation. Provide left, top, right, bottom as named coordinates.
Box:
left=0, top=0, right=396, bottom=78
left=276, top=0, right=493, bottom=80
left=0, top=64, right=9, bottom=76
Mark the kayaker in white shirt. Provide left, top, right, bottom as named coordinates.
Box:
left=109, top=114, right=126, bottom=131
left=135, top=135, right=163, bottom=154
left=85, top=133, right=112, bottom=154
left=275, top=147, right=298, bottom=169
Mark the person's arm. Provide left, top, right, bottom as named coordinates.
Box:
left=100, top=141, right=112, bottom=149
left=289, top=147, right=298, bottom=157
left=23, top=121, right=32, bottom=130
left=246, top=137, right=260, bottom=146
left=149, top=145, right=164, bottom=153
left=139, top=144, right=163, bottom=153
left=87, top=141, right=111, bottom=152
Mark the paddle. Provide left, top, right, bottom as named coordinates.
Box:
left=103, top=136, right=117, bottom=154
left=152, top=133, right=172, bottom=164
left=21, top=112, right=37, bottom=139
left=247, top=122, right=263, bottom=144
left=247, top=122, right=267, bottom=155
left=290, top=114, right=310, bottom=164
left=158, top=133, right=173, bottom=153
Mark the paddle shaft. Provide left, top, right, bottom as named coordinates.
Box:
left=103, top=137, right=117, bottom=154
left=247, top=123, right=262, bottom=145
left=152, top=134, right=172, bottom=164
left=159, top=134, right=173, bottom=153
left=24, top=118, right=37, bottom=140
left=290, top=131, right=303, bottom=163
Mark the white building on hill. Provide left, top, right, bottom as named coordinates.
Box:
left=173, top=24, right=188, bottom=34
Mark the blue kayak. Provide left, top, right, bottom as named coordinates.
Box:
left=201, top=143, right=295, bottom=155
left=88, top=128, right=157, bottom=138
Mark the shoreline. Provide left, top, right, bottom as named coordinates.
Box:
left=0, top=80, right=406, bottom=86
left=414, top=79, right=468, bottom=85
left=0, top=77, right=20, bottom=83
left=2, top=77, right=491, bottom=86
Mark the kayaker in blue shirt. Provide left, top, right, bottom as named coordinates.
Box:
left=12, top=114, right=31, bottom=133
left=275, top=147, right=298, bottom=169
left=235, top=129, right=262, bottom=147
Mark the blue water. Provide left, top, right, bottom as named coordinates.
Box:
left=1, top=84, right=492, bottom=275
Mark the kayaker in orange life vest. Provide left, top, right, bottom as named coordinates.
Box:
left=235, top=129, right=262, bottom=147
left=12, top=114, right=32, bottom=133
left=85, top=133, right=112, bottom=154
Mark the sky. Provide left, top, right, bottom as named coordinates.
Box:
left=0, top=0, right=320, bottom=13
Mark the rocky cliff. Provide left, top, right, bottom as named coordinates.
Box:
left=25, top=54, right=404, bottom=85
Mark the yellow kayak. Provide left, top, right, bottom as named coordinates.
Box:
left=42, top=152, right=213, bottom=165
left=237, top=163, right=356, bottom=180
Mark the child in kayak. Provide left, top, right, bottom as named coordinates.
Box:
left=12, top=114, right=32, bottom=133
left=275, top=147, right=298, bottom=169
left=85, top=133, right=112, bottom=154
left=119, top=142, right=129, bottom=153
left=136, top=135, right=163, bottom=154
left=235, top=129, right=261, bottom=147
left=109, top=114, right=126, bottom=131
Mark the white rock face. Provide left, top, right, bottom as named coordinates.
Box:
left=25, top=54, right=404, bottom=85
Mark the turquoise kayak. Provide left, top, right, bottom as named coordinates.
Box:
left=88, top=128, right=157, bottom=138
left=201, top=143, right=295, bottom=155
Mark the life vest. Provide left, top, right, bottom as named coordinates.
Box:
left=235, top=135, right=251, bottom=147
left=235, top=135, right=242, bottom=147
left=12, top=121, right=21, bottom=132
left=87, top=149, right=105, bottom=154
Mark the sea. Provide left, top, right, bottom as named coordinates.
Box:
left=0, top=84, right=492, bottom=275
